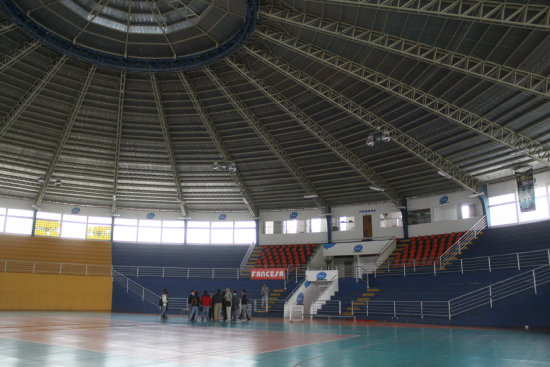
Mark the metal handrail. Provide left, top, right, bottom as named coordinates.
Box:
left=373, top=247, right=550, bottom=278
left=2, top=245, right=548, bottom=281
left=440, top=216, right=487, bottom=268
left=358, top=264, right=550, bottom=320
left=239, top=242, right=256, bottom=273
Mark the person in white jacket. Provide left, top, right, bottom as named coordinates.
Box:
left=159, top=289, right=168, bottom=321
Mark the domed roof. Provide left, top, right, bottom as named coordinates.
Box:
left=1, top=0, right=256, bottom=71
left=0, top=0, right=549, bottom=216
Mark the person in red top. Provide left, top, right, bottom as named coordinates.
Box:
left=200, top=290, right=212, bottom=322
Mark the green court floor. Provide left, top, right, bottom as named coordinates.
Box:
left=0, top=312, right=549, bottom=366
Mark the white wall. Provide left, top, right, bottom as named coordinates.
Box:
left=331, top=203, right=404, bottom=241
left=488, top=171, right=550, bottom=198
left=258, top=209, right=329, bottom=244
left=407, top=190, right=483, bottom=237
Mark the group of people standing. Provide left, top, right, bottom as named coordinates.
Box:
left=159, top=284, right=270, bottom=322
left=187, top=288, right=251, bottom=322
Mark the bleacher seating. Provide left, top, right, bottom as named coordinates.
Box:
left=392, top=232, right=464, bottom=267
left=253, top=243, right=319, bottom=268
left=457, top=220, right=550, bottom=258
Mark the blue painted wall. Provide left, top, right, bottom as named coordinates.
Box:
left=112, top=242, right=249, bottom=268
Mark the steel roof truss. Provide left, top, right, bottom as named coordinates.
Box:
left=176, top=72, right=258, bottom=217
left=262, top=6, right=550, bottom=98
left=257, top=27, right=550, bottom=167
left=150, top=73, right=188, bottom=217
left=225, top=57, right=402, bottom=206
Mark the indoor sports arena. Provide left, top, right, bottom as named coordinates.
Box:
left=0, top=0, right=550, bottom=366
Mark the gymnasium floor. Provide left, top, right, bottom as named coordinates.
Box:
left=0, top=312, right=549, bottom=367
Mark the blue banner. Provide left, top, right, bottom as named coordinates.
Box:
left=516, top=169, right=535, bottom=212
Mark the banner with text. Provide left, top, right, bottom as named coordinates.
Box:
left=516, top=169, right=536, bottom=212
left=250, top=268, right=286, bottom=280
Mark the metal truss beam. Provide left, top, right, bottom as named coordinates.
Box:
left=0, top=41, right=41, bottom=74
left=244, top=44, right=481, bottom=192
left=176, top=72, right=258, bottom=217
left=0, top=55, right=67, bottom=139
left=150, top=73, right=188, bottom=217
left=225, top=58, right=402, bottom=206
left=262, top=6, right=550, bottom=98
left=280, top=0, right=550, bottom=31
left=203, top=66, right=330, bottom=211
left=257, top=27, right=550, bottom=167
left=112, top=70, right=125, bottom=215
left=35, top=65, right=97, bottom=207
left=0, top=22, right=16, bottom=35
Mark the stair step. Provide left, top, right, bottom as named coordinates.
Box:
left=366, top=288, right=380, bottom=292
left=361, top=292, right=376, bottom=296
left=356, top=297, right=371, bottom=301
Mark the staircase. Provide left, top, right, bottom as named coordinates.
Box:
left=376, top=238, right=409, bottom=274
left=241, top=245, right=264, bottom=276
left=342, top=288, right=381, bottom=316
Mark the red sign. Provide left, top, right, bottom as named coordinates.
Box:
left=250, top=268, right=286, bottom=280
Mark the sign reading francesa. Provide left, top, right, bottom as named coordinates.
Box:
left=250, top=268, right=286, bottom=280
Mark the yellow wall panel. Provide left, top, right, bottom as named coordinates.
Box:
left=0, top=234, right=112, bottom=265
left=0, top=273, right=112, bottom=311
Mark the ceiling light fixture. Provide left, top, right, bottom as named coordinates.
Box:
left=54, top=179, right=62, bottom=187
left=369, top=185, right=385, bottom=192
left=213, top=161, right=236, bottom=172
left=303, top=194, right=318, bottom=198
left=469, top=192, right=484, bottom=197
left=366, top=131, right=391, bottom=146
left=437, top=170, right=451, bottom=179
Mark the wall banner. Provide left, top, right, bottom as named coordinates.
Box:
left=516, top=168, right=536, bottom=212
left=250, top=268, right=286, bottom=280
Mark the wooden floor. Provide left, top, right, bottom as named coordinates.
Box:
left=1, top=312, right=549, bottom=366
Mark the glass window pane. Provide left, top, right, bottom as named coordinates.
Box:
left=187, top=228, right=209, bottom=244
left=188, top=221, right=210, bottom=228
left=162, top=227, right=185, bottom=244
left=284, top=220, right=297, bottom=234
left=87, top=224, right=111, bottom=240
left=114, top=218, right=137, bottom=226
left=211, top=229, right=233, bottom=244
left=63, top=214, right=87, bottom=223
left=461, top=204, right=471, bottom=220
left=5, top=217, right=33, bottom=235
left=0, top=207, right=6, bottom=215
left=88, top=216, right=112, bottom=224
left=489, top=193, right=515, bottom=206
left=163, top=220, right=185, bottom=228
left=235, top=221, right=255, bottom=228
left=138, top=227, right=161, bottom=243
left=310, top=218, right=323, bottom=233
left=34, top=219, right=61, bottom=237
left=264, top=221, right=273, bottom=235
left=36, top=212, right=61, bottom=220
left=235, top=228, right=256, bottom=244
left=0, top=216, right=5, bottom=232
left=211, top=221, right=233, bottom=229
left=139, top=219, right=162, bottom=227
left=489, top=203, right=518, bottom=226
left=7, top=209, right=34, bottom=218
left=113, top=225, right=137, bottom=242
left=61, top=222, right=86, bottom=239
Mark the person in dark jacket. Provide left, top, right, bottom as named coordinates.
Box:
left=239, top=289, right=251, bottom=321
left=188, top=290, right=200, bottom=321
left=212, top=290, right=223, bottom=320
left=231, top=290, right=239, bottom=321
